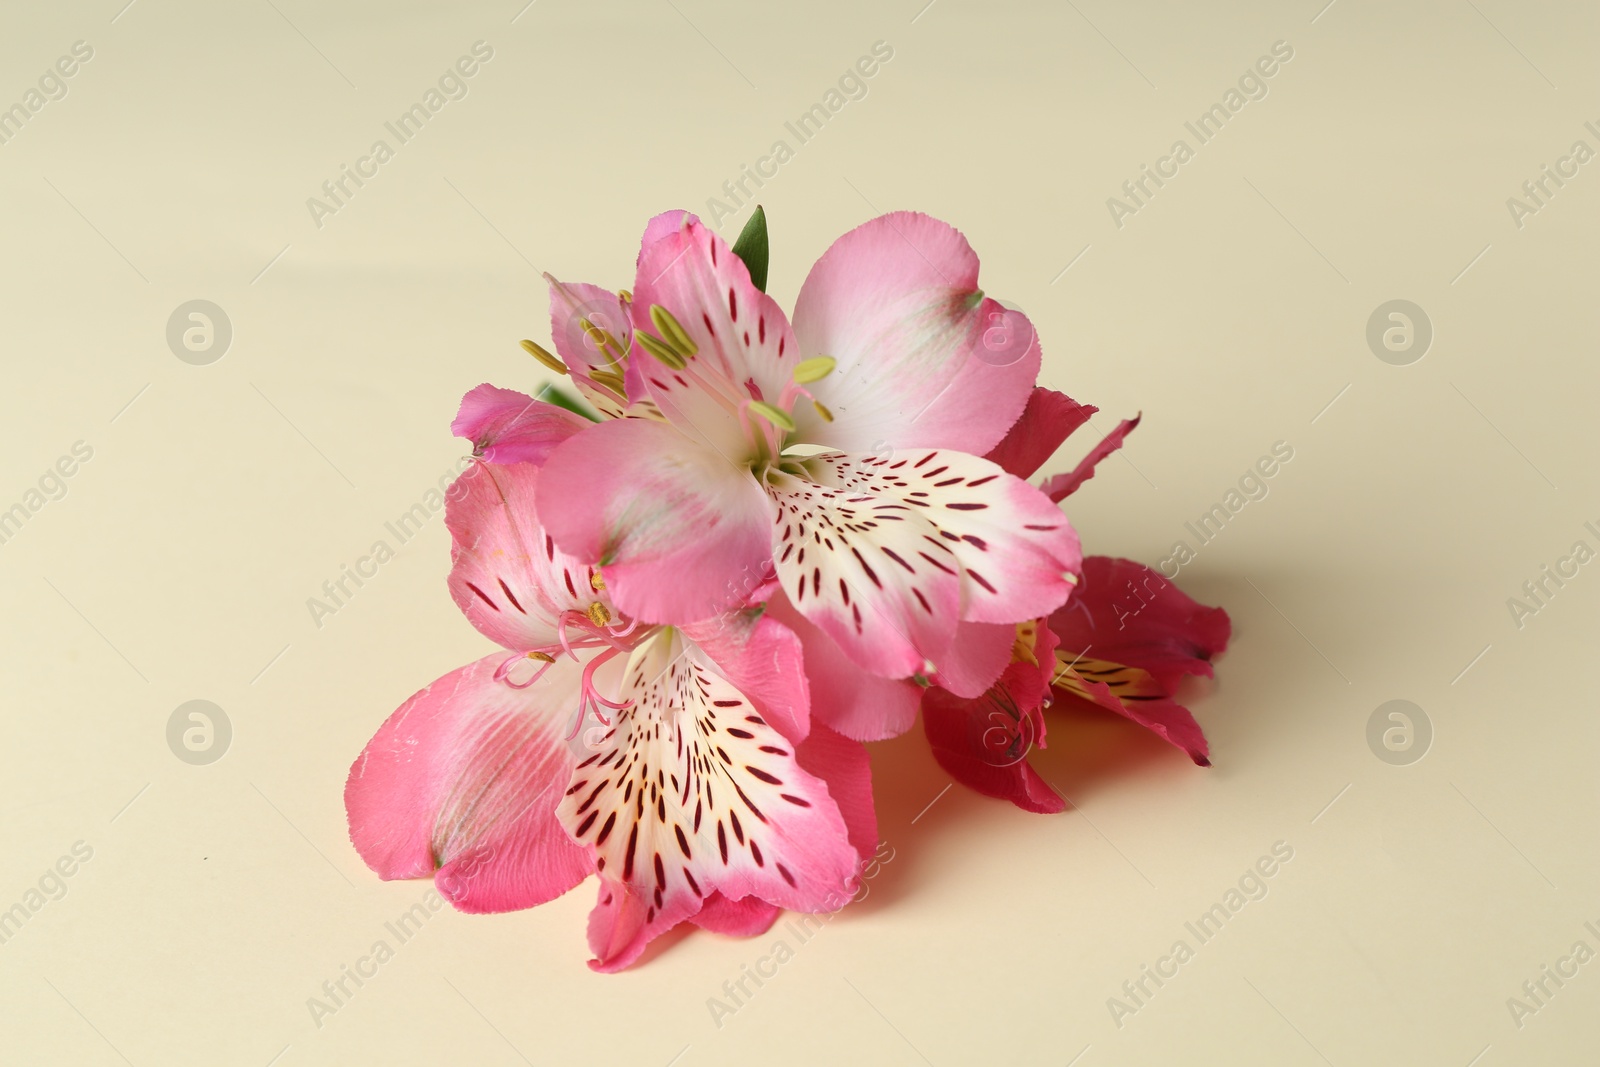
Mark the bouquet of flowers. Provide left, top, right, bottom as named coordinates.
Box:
left=345, top=208, right=1230, bottom=971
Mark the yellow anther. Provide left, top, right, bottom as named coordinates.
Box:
left=648, top=305, right=698, bottom=358
left=812, top=399, right=834, bottom=423
left=747, top=400, right=796, bottom=432
left=635, top=331, right=687, bottom=370
left=527, top=651, right=555, bottom=663
left=587, top=601, right=612, bottom=627
left=792, top=355, right=836, bottom=383
left=521, top=339, right=568, bottom=375
left=590, top=572, right=606, bottom=591
left=588, top=369, right=626, bottom=394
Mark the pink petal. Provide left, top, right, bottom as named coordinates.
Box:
left=922, top=622, right=1066, bottom=814
left=1059, top=673, right=1212, bottom=765
left=682, top=610, right=809, bottom=742
left=689, top=892, right=782, bottom=937
left=344, top=653, right=592, bottom=912
left=793, top=723, right=878, bottom=864
left=446, top=460, right=612, bottom=653
left=637, top=209, right=695, bottom=262
left=563, top=628, right=860, bottom=972
left=545, top=278, right=632, bottom=418
left=1039, top=415, right=1141, bottom=502
left=982, top=388, right=1098, bottom=480
left=536, top=418, right=774, bottom=625
left=585, top=875, right=703, bottom=973
left=923, top=661, right=1065, bottom=815
left=789, top=211, right=1039, bottom=456
left=1048, top=556, right=1230, bottom=690
left=927, top=621, right=1015, bottom=699
left=451, top=384, right=590, bottom=467
left=1047, top=556, right=1231, bottom=764
left=763, top=593, right=923, bottom=742
left=628, top=214, right=800, bottom=459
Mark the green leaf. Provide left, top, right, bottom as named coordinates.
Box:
left=536, top=382, right=601, bottom=422
left=731, top=205, right=769, bottom=292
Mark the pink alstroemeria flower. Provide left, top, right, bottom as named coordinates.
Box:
left=346, top=445, right=875, bottom=971
left=919, top=388, right=1229, bottom=812
left=533, top=211, right=1083, bottom=696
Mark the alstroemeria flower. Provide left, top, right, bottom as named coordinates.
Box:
left=345, top=451, right=875, bottom=971
left=534, top=211, right=1082, bottom=691
left=917, top=388, right=1229, bottom=811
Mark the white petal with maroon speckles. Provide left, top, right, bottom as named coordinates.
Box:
left=558, top=627, right=859, bottom=972
left=764, top=467, right=962, bottom=681
left=787, top=450, right=1082, bottom=655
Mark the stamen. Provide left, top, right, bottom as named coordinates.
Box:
left=528, top=651, right=555, bottom=663
left=520, top=339, right=567, bottom=375
left=589, top=369, right=626, bottom=394
left=590, top=572, right=606, bottom=591
left=495, top=651, right=554, bottom=689
left=648, top=305, right=698, bottom=357
left=792, top=355, right=836, bottom=383
left=812, top=399, right=834, bottom=423
left=587, top=601, right=612, bottom=627
left=747, top=400, right=796, bottom=433
left=635, top=330, right=687, bottom=370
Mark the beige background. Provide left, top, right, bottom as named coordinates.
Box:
left=1, top=0, right=1596, bottom=1063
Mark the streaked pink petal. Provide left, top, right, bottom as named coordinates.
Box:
left=446, top=460, right=612, bottom=652
left=1048, top=556, right=1230, bottom=689
left=1039, top=415, right=1141, bottom=502
left=765, top=467, right=960, bottom=681
left=1058, top=670, right=1212, bottom=765
left=1047, top=556, right=1230, bottom=765
left=628, top=215, right=800, bottom=459
left=790, top=211, right=1038, bottom=455
left=344, top=653, right=591, bottom=912
left=681, top=610, right=808, bottom=742
left=804, top=450, right=1082, bottom=627
left=451, top=384, right=590, bottom=467
left=536, top=418, right=773, bottom=624
left=982, top=388, right=1097, bottom=480
left=562, top=628, right=860, bottom=972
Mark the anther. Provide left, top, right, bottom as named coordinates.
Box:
left=792, top=355, right=836, bottom=383
left=520, top=339, right=567, bottom=375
